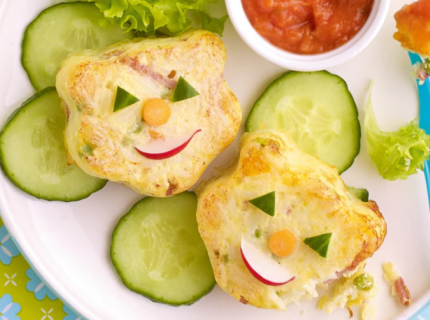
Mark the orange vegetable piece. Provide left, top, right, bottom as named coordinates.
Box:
left=142, top=98, right=171, bottom=126
left=269, top=229, right=297, bottom=257
left=242, top=153, right=270, bottom=176
left=394, top=0, right=430, bottom=57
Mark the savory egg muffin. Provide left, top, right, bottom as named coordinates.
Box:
left=56, top=30, right=241, bottom=196
left=196, top=130, right=387, bottom=310
left=394, top=0, right=430, bottom=57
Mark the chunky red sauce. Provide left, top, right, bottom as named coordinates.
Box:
left=242, top=0, right=374, bottom=54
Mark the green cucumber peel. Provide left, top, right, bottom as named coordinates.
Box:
left=172, top=77, right=199, bottom=102
left=303, top=233, right=332, bottom=258
left=347, top=186, right=369, bottom=202
left=114, top=86, right=140, bottom=112
left=249, top=191, right=276, bottom=217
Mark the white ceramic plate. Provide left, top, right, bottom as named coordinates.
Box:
left=1, top=0, right=430, bottom=319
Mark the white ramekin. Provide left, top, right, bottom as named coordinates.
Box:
left=225, top=0, right=390, bottom=71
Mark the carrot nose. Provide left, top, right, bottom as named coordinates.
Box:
left=269, top=229, right=297, bottom=257
left=142, top=98, right=171, bottom=126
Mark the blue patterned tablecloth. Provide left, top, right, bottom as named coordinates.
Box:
left=0, top=216, right=82, bottom=320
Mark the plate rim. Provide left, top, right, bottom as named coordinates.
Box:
left=0, top=0, right=429, bottom=319
left=0, top=195, right=97, bottom=320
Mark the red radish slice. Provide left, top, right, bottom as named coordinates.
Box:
left=135, top=129, right=201, bottom=160
left=241, top=237, right=295, bottom=286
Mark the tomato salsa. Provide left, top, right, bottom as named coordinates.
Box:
left=242, top=0, right=374, bottom=54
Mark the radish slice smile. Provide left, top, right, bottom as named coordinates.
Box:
left=135, top=129, right=202, bottom=160
left=241, top=237, right=295, bottom=286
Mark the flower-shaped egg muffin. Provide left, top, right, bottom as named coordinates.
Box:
left=56, top=30, right=241, bottom=196
left=196, top=130, right=386, bottom=310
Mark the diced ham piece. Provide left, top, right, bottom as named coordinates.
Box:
left=382, top=262, right=412, bottom=307
left=240, top=296, right=248, bottom=304
left=121, top=57, right=177, bottom=89
left=394, top=277, right=411, bottom=306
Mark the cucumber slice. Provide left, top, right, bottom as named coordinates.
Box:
left=0, top=87, right=107, bottom=201
left=347, top=186, right=369, bottom=202
left=22, top=2, right=134, bottom=91
left=111, top=192, right=215, bottom=305
left=246, top=71, right=361, bottom=173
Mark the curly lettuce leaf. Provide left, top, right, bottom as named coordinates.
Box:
left=199, top=11, right=228, bottom=36
left=365, top=83, right=430, bottom=180
left=87, top=0, right=228, bottom=36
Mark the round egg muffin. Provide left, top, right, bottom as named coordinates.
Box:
left=196, top=130, right=387, bottom=310
left=56, top=30, right=241, bottom=196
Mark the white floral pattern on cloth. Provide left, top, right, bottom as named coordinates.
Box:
left=0, top=293, right=21, bottom=320
left=4, top=273, right=17, bottom=287
left=0, top=225, right=20, bottom=265
left=26, top=268, right=57, bottom=301
left=41, top=307, right=54, bottom=320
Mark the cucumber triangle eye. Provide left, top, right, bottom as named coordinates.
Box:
left=249, top=191, right=276, bottom=217
left=303, top=233, right=332, bottom=258
left=114, top=86, right=140, bottom=112
left=172, top=77, right=200, bottom=102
